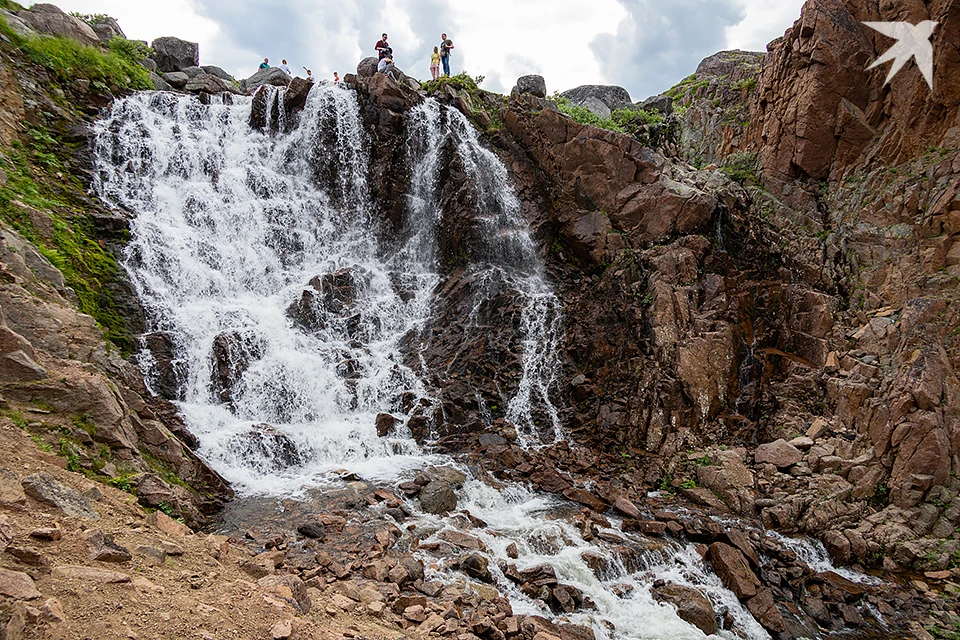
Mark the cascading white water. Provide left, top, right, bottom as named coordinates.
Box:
left=94, top=87, right=441, bottom=491
left=405, top=102, right=564, bottom=445
left=94, top=87, right=774, bottom=640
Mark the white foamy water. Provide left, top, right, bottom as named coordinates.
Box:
left=94, top=87, right=772, bottom=639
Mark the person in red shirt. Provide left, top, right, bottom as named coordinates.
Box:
left=376, top=34, right=392, bottom=60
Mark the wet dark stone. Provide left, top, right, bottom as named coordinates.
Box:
left=297, top=522, right=326, bottom=540
left=460, top=552, right=492, bottom=582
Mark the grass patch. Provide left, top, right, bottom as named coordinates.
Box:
left=0, top=14, right=151, bottom=92
left=31, top=433, right=52, bottom=453
left=731, top=75, right=757, bottom=92
left=1, top=409, right=28, bottom=429
left=58, top=436, right=82, bottom=472
left=140, top=448, right=195, bottom=493
left=0, top=0, right=24, bottom=12
left=106, top=472, right=137, bottom=494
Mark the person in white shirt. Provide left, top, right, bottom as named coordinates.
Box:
left=279, top=59, right=291, bottom=75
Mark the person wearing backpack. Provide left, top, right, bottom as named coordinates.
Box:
left=439, top=33, right=454, bottom=77
left=376, top=34, right=392, bottom=60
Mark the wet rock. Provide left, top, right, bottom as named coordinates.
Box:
left=706, top=542, right=760, bottom=599
left=150, top=36, right=200, bottom=73
left=376, top=413, right=398, bottom=437
left=621, top=520, right=667, bottom=536
left=460, top=552, right=492, bottom=582
left=21, top=473, right=99, bottom=520
left=82, top=529, right=132, bottom=563
left=653, top=583, right=717, bottom=635
left=296, top=522, right=325, bottom=540
left=512, top=75, right=547, bottom=99
left=563, top=488, right=607, bottom=512
left=531, top=470, right=570, bottom=494
left=283, top=77, right=313, bottom=120
left=612, top=496, right=641, bottom=519
left=745, top=588, right=786, bottom=633
left=228, top=424, right=302, bottom=472
left=142, top=331, right=187, bottom=400
left=210, top=330, right=264, bottom=405
left=754, top=439, right=803, bottom=468
left=419, top=480, right=458, bottom=514
left=506, top=542, right=519, bottom=559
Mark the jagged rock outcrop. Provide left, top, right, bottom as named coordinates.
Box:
left=512, top=75, right=546, bottom=99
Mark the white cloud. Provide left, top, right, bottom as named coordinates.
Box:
left=25, top=0, right=805, bottom=93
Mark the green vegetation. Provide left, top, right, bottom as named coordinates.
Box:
left=695, top=454, right=713, bottom=466
left=69, top=12, right=113, bottom=26
left=31, top=433, right=52, bottom=452
left=0, top=132, right=135, bottom=354
left=0, top=0, right=24, bottom=11
left=59, top=437, right=82, bottom=472
left=720, top=151, right=760, bottom=185
left=0, top=13, right=151, bottom=92
left=140, top=448, right=194, bottom=493
left=1, top=409, right=28, bottom=429
left=731, top=75, right=758, bottom=92
left=72, top=413, right=98, bottom=437
left=552, top=97, right=678, bottom=148
left=421, top=73, right=505, bottom=131
left=106, top=472, right=137, bottom=494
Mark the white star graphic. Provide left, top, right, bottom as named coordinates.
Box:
left=864, top=21, right=938, bottom=90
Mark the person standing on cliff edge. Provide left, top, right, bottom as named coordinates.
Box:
left=439, top=33, right=454, bottom=77
left=376, top=33, right=392, bottom=60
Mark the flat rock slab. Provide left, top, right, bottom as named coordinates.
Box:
left=0, top=567, right=41, bottom=600
left=53, top=565, right=130, bottom=583
left=21, top=472, right=99, bottom=520
left=754, top=439, right=803, bottom=468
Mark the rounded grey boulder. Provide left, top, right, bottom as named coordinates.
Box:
left=17, top=3, right=98, bottom=45
left=512, top=74, right=547, bottom=99
left=357, top=57, right=379, bottom=78
left=418, top=480, right=457, bottom=514
left=242, top=67, right=291, bottom=94
left=560, top=84, right=632, bottom=111
left=151, top=36, right=200, bottom=73
left=641, top=94, right=674, bottom=115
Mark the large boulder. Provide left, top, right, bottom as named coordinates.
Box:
left=641, top=94, right=673, bottom=115
left=201, top=65, right=235, bottom=82
left=357, top=57, right=379, bottom=78
left=754, top=439, right=803, bottom=468
left=179, top=66, right=204, bottom=78
left=560, top=84, right=632, bottom=111
left=579, top=96, right=610, bottom=119
left=512, top=74, right=546, bottom=99
left=150, top=36, right=200, bottom=73
left=162, top=71, right=189, bottom=89
left=242, top=67, right=291, bottom=94
left=652, top=583, right=717, bottom=635
left=184, top=73, right=242, bottom=95
left=90, top=17, right=124, bottom=42
left=17, top=4, right=98, bottom=45
left=418, top=480, right=457, bottom=514
left=210, top=330, right=265, bottom=405
left=706, top=542, right=760, bottom=599
left=21, top=473, right=99, bottom=520
left=227, top=424, right=303, bottom=472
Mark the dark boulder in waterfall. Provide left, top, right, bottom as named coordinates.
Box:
left=459, top=552, right=492, bottom=582
left=286, top=268, right=369, bottom=332
left=376, top=413, right=398, bottom=437
left=296, top=522, right=326, bottom=540
left=652, top=583, right=718, bottom=635
left=284, top=77, right=314, bottom=119
left=228, top=424, right=303, bottom=472
left=141, top=331, right=187, bottom=401
left=418, top=480, right=457, bottom=514
left=210, top=330, right=265, bottom=405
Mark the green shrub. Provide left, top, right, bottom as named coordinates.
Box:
left=0, top=0, right=24, bottom=12
left=731, top=75, right=757, bottom=92
left=720, top=152, right=760, bottom=185
left=69, top=12, right=113, bottom=26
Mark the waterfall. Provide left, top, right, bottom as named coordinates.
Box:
left=93, top=87, right=773, bottom=640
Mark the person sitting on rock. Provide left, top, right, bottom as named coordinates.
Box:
left=259, top=57, right=270, bottom=70
left=430, top=46, right=440, bottom=80
left=376, top=33, right=392, bottom=60
left=279, top=59, right=291, bottom=75
left=439, top=33, right=454, bottom=77
left=377, top=57, right=400, bottom=81
left=304, top=68, right=314, bottom=82
left=377, top=56, right=391, bottom=74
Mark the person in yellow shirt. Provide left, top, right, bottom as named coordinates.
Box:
left=430, top=46, right=441, bottom=80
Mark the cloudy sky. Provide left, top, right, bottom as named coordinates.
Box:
left=44, top=0, right=806, bottom=98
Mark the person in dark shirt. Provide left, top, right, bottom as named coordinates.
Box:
left=259, top=58, right=270, bottom=70
left=376, top=34, right=392, bottom=60
left=439, top=34, right=454, bottom=77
